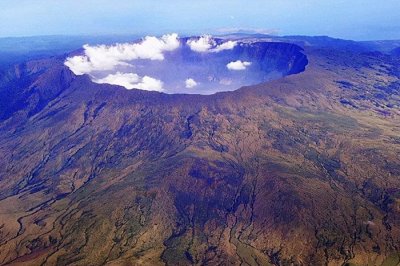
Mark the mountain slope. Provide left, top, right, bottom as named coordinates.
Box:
left=0, top=42, right=400, bottom=266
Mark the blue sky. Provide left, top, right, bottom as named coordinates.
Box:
left=1, top=0, right=399, bottom=40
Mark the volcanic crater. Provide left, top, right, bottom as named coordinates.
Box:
left=65, top=35, right=309, bottom=94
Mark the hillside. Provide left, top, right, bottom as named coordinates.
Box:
left=0, top=38, right=400, bottom=265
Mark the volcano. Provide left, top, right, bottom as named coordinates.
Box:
left=0, top=34, right=400, bottom=266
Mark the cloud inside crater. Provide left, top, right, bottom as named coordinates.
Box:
left=226, top=60, right=252, bottom=70
left=94, top=72, right=164, bottom=92
left=64, top=33, right=180, bottom=75
left=63, top=34, right=258, bottom=93
left=187, top=35, right=237, bottom=53
left=185, top=78, right=198, bottom=89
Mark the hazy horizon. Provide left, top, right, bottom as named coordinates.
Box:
left=1, top=32, right=400, bottom=43
left=1, top=0, right=400, bottom=41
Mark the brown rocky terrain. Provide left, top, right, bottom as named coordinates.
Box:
left=0, top=40, right=400, bottom=265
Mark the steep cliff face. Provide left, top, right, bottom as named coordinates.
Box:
left=0, top=40, right=400, bottom=266
left=233, top=41, right=309, bottom=75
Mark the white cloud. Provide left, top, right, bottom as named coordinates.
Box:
left=94, top=72, right=139, bottom=88
left=187, top=35, right=214, bottom=53
left=94, top=72, right=164, bottom=92
left=187, top=35, right=237, bottom=53
left=137, top=76, right=164, bottom=91
left=226, top=60, right=252, bottom=70
left=212, top=41, right=237, bottom=52
left=64, top=33, right=180, bottom=75
left=185, top=78, right=198, bottom=89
